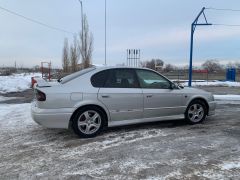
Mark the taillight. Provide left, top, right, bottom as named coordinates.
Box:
left=36, top=90, right=46, bottom=101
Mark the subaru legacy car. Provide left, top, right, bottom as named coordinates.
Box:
left=31, top=67, right=216, bottom=138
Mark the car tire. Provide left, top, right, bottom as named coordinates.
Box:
left=72, top=106, right=106, bottom=138
left=185, top=100, right=207, bottom=124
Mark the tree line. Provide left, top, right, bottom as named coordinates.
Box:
left=141, top=59, right=240, bottom=73
left=62, top=14, right=93, bottom=74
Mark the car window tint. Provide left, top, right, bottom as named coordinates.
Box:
left=105, top=69, right=139, bottom=88
left=91, top=70, right=109, bottom=87
left=136, top=69, right=171, bottom=89
left=60, top=67, right=96, bottom=84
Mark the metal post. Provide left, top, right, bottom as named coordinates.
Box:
left=188, top=24, right=194, bottom=87
left=41, top=62, right=43, bottom=78
left=138, top=49, right=140, bottom=67
left=105, top=0, right=107, bottom=65
left=188, top=7, right=212, bottom=86
left=80, top=1, right=83, bottom=52
left=77, top=0, right=84, bottom=65
left=126, top=49, right=128, bottom=66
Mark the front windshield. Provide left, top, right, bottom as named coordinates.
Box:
left=59, top=67, right=96, bottom=84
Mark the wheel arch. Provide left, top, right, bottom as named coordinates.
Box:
left=186, top=97, right=209, bottom=115
left=69, top=104, right=109, bottom=129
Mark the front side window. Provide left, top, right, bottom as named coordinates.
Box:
left=136, top=69, right=171, bottom=89
left=105, top=69, right=139, bottom=88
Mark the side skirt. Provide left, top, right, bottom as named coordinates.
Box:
left=108, top=114, right=185, bottom=127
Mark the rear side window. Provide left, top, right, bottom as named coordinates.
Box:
left=91, top=70, right=109, bottom=87
left=104, top=69, right=139, bottom=88
left=60, top=67, right=96, bottom=84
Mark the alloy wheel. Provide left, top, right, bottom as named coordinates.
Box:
left=187, top=103, right=204, bottom=123
left=77, top=110, right=102, bottom=135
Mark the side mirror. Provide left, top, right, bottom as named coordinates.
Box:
left=170, top=83, right=184, bottom=89
left=170, top=83, right=177, bottom=89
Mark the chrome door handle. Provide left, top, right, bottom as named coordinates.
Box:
left=101, top=95, right=110, bottom=98
left=146, top=94, right=153, bottom=98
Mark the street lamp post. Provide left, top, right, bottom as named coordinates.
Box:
left=104, top=0, right=107, bottom=65
left=78, top=0, right=84, bottom=54
left=77, top=0, right=107, bottom=66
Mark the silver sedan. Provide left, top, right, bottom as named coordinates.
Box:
left=31, top=67, right=216, bottom=138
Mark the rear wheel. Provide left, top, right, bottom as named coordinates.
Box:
left=72, top=107, right=106, bottom=138
left=185, top=100, right=207, bottom=124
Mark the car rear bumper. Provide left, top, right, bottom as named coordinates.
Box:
left=31, top=102, right=73, bottom=129
left=208, top=101, right=216, bottom=116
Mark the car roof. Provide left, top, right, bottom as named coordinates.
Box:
left=93, top=66, right=151, bottom=71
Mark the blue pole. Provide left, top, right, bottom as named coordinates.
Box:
left=188, top=24, right=194, bottom=87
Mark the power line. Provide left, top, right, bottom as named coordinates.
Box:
left=213, top=23, right=240, bottom=27
left=0, top=5, right=74, bottom=35
left=206, top=7, right=240, bottom=12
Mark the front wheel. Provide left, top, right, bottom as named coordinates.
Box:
left=185, top=100, right=207, bottom=124
left=72, top=107, right=106, bottom=138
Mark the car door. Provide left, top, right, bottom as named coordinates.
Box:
left=98, top=68, right=143, bottom=121
left=135, top=69, right=184, bottom=119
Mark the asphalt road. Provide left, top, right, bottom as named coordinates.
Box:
left=0, top=87, right=239, bottom=179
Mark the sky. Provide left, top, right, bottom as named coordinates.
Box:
left=1, top=0, right=240, bottom=68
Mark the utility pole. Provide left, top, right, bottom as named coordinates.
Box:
left=78, top=0, right=84, bottom=58
left=105, top=0, right=107, bottom=65
left=188, top=7, right=212, bottom=86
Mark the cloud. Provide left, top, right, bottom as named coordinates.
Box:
left=97, top=25, right=240, bottom=55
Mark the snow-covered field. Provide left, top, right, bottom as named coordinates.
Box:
left=214, top=95, right=240, bottom=101
left=214, top=95, right=240, bottom=105
left=182, top=80, right=240, bottom=87
left=0, top=73, right=41, bottom=94
left=0, top=96, right=22, bottom=102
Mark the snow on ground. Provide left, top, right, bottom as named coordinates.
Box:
left=0, top=102, right=240, bottom=179
left=214, top=95, right=240, bottom=104
left=0, top=73, right=41, bottom=94
left=220, top=161, right=240, bottom=170
left=182, top=80, right=240, bottom=87
left=214, top=95, right=240, bottom=101
left=0, top=96, right=22, bottom=102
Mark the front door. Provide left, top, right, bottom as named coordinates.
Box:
left=135, top=69, right=184, bottom=119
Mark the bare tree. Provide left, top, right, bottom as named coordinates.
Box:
left=79, top=14, right=94, bottom=69
left=164, top=64, right=176, bottom=72
left=202, top=60, right=222, bottom=73
left=226, top=61, right=234, bottom=68
left=141, top=59, right=164, bottom=70
left=70, top=35, right=80, bottom=73
left=235, top=62, right=240, bottom=69
left=227, top=61, right=240, bottom=69
left=62, top=38, right=70, bottom=73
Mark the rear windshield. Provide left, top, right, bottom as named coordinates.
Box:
left=59, top=67, right=96, bottom=84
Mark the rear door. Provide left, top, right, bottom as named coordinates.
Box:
left=97, top=68, right=143, bottom=121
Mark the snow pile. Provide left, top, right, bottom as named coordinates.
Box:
left=214, top=95, right=240, bottom=101
left=182, top=80, right=240, bottom=87
left=214, top=95, right=240, bottom=104
left=0, top=73, right=41, bottom=94
left=0, top=96, right=22, bottom=102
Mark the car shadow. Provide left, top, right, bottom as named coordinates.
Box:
left=105, top=119, right=189, bottom=134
